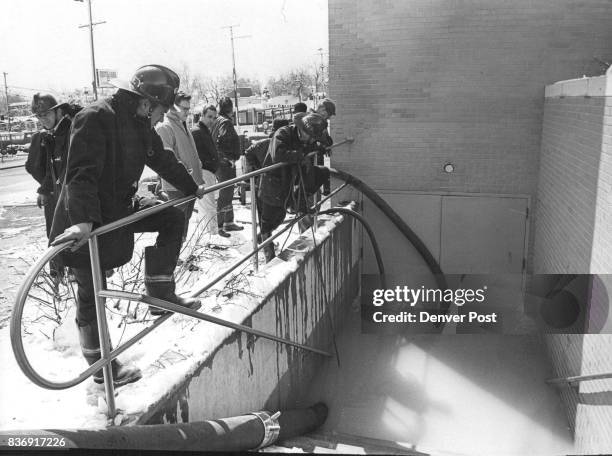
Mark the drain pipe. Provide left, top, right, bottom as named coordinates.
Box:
left=0, top=403, right=327, bottom=452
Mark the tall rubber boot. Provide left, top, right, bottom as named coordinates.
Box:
left=144, top=245, right=201, bottom=316
left=78, top=320, right=142, bottom=387
left=260, top=232, right=276, bottom=263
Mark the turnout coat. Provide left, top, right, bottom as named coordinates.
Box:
left=25, top=116, right=71, bottom=198
left=258, top=125, right=330, bottom=209
left=49, top=90, right=198, bottom=269
left=258, top=125, right=307, bottom=208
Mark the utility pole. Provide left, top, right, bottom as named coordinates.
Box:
left=76, top=0, right=106, bottom=101
left=317, top=48, right=326, bottom=100
left=2, top=72, right=11, bottom=147
left=221, top=24, right=251, bottom=129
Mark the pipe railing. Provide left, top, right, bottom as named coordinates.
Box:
left=546, top=372, right=612, bottom=386
left=11, top=137, right=354, bottom=421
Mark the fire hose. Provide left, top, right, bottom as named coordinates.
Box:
left=0, top=403, right=328, bottom=451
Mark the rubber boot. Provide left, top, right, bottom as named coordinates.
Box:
left=78, top=320, right=142, bottom=387
left=144, top=245, right=201, bottom=316
left=260, top=232, right=276, bottom=263
left=223, top=222, right=244, bottom=231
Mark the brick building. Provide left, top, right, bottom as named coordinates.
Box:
left=328, top=1, right=612, bottom=452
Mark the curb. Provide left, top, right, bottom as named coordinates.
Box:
left=0, top=163, right=26, bottom=171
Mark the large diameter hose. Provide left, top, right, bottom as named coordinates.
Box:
left=0, top=403, right=328, bottom=451
left=328, top=168, right=449, bottom=318
left=318, top=207, right=386, bottom=287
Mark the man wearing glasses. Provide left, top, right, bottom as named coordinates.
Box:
left=155, top=91, right=205, bottom=241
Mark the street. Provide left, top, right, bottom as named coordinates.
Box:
left=0, top=164, right=37, bottom=206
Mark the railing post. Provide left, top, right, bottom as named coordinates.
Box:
left=88, top=235, right=116, bottom=421
left=250, top=175, right=259, bottom=272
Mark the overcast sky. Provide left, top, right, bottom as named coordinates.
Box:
left=1, top=0, right=328, bottom=96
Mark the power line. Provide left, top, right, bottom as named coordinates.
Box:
left=221, top=24, right=251, bottom=129
left=75, top=0, right=106, bottom=101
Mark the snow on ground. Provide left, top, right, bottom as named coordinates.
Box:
left=0, top=201, right=344, bottom=431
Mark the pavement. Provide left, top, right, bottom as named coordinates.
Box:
left=0, top=164, right=38, bottom=206
left=303, top=309, right=574, bottom=455
left=0, top=153, right=27, bottom=170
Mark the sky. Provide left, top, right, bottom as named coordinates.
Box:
left=0, top=0, right=328, bottom=97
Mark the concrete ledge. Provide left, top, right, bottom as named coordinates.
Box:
left=545, top=75, right=612, bottom=98
left=135, top=211, right=361, bottom=424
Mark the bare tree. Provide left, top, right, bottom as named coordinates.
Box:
left=266, top=66, right=315, bottom=100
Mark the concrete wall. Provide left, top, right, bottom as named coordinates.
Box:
left=536, top=75, right=612, bottom=454
left=328, top=0, right=612, bottom=273
left=139, top=214, right=360, bottom=424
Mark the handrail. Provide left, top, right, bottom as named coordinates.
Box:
left=546, top=372, right=612, bottom=386
left=94, top=162, right=286, bottom=236
left=94, top=137, right=354, bottom=237
left=11, top=138, right=355, bottom=420
left=67, top=185, right=348, bottom=371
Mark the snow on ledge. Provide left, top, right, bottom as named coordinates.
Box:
left=0, top=205, right=351, bottom=431
left=544, top=74, right=612, bottom=98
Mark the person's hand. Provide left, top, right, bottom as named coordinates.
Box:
left=157, top=191, right=170, bottom=202
left=51, top=222, right=93, bottom=251
left=36, top=193, right=50, bottom=208
left=195, top=184, right=207, bottom=199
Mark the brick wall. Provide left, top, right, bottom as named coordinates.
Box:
left=535, top=76, right=612, bottom=454
left=534, top=94, right=607, bottom=273
left=328, top=1, right=612, bottom=452
left=329, top=0, right=612, bottom=197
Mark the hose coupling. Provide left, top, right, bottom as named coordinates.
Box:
left=251, top=410, right=281, bottom=449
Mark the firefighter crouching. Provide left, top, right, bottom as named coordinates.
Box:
left=258, top=113, right=330, bottom=262
left=49, top=65, right=208, bottom=387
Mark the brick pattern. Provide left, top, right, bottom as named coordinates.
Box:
left=328, top=1, right=612, bottom=452
left=534, top=97, right=607, bottom=274
left=534, top=93, right=612, bottom=452
left=329, top=0, right=612, bottom=196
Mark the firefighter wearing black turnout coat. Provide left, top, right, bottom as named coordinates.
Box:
left=258, top=113, right=330, bottom=262
left=50, top=65, right=208, bottom=387
left=26, top=94, right=82, bottom=278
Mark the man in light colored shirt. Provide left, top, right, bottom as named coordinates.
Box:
left=155, top=91, right=205, bottom=240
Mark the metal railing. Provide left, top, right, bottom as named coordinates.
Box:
left=10, top=138, right=354, bottom=421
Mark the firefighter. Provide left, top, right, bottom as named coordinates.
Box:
left=26, top=94, right=82, bottom=278
left=258, top=113, right=330, bottom=262
left=50, top=65, right=208, bottom=387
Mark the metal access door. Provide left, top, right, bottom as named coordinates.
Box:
left=440, top=195, right=528, bottom=274
left=362, top=192, right=529, bottom=276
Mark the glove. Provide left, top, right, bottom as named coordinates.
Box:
left=37, top=193, right=50, bottom=208
left=136, top=196, right=162, bottom=209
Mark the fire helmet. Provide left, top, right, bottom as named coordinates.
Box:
left=295, top=113, right=328, bottom=141
left=113, top=65, right=180, bottom=108
left=31, top=93, right=65, bottom=116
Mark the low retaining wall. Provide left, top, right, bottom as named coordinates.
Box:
left=138, top=213, right=361, bottom=424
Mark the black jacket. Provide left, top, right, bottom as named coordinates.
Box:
left=211, top=113, right=241, bottom=162
left=25, top=116, right=72, bottom=197
left=49, top=90, right=198, bottom=269
left=258, top=125, right=306, bottom=207
left=191, top=121, right=220, bottom=173
left=244, top=138, right=270, bottom=173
